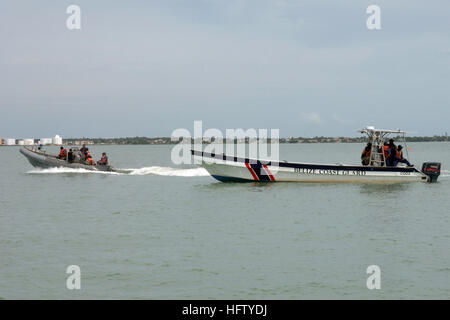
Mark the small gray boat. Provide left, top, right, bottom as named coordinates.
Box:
left=20, top=146, right=116, bottom=172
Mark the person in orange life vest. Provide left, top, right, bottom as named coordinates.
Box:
left=84, top=149, right=91, bottom=161
left=396, top=145, right=413, bottom=167
left=383, top=142, right=390, bottom=159
left=361, top=142, right=372, bottom=165
left=86, top=154, right=95, bottom=165
left=57, top=146, right=67, bottom=159
left=97, top=152, right=108, bottom=166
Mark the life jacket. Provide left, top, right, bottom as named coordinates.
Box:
left=86, top=157, right=94, bottom=165
left=59, top=149, right=67, bottom=158
left=84, top=151, right=91, bottom=160
left=387, top=147, right=400, bottom=162
left=362, top=149, right=370, bottom=158
left=383, top=145, right=389, bottom=158
left=99, top=155, right=108, bottom=164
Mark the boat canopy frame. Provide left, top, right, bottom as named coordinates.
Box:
left=358, top=127, right=410, bottom=167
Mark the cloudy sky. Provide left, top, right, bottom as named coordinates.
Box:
left=0, top=0, right=449, bottom=138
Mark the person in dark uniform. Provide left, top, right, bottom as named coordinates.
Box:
left=68, top=149, right=74, bottom=163
left=396, top=145, right=412, bottom=166
left=386, top=139, right=397, bottom=166
left=80, top=144, right=88, bottom=155
left=361, top=143, right=372, bottom=165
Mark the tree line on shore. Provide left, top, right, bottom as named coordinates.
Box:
left=63, top=135, right=449, bottom=145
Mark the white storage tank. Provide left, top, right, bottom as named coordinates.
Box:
left=39, top=138, right=52, bottom=145
left=18, top=140, right=25, bottom=145
left=6, top=139, right=16, bottom=145
left=53, top=135, right=62, bottom=145
left=23, top=139, right=35, bottom=145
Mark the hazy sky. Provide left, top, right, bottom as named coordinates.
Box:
left=0, top=0, right=449, bottom=138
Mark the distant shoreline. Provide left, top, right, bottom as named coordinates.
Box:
left=2, top=135, right=448, bottom=146
left=61, top=135, right=450, bottom=145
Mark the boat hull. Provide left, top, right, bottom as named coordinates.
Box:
left=192, top=151, right=428, bottom=183
left=20, top=147, right=115, bottom=172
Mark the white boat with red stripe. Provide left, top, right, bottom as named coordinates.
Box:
left=191, top=127, right=441, bottom=183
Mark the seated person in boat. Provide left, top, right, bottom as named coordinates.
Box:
left=80, top=144, right=88, bottom=155
left=83, top=149, right=91, bottom=161
left=74, top=150, right=82, bottom=162
left=386, top=140, right=397, bottom=166
left=85, top=154, right=95, bottom=165
left=57, top=146, right=67, bottom=160
left=97, top=152, right=108, bottom=166
left=396, top=145, right=412, bottom=166
left=68, top=149, right=74, bottom=163
left=382, top=142, right=389, bottom=165
left=361, top=143, right=372, bottom=165
left=386, top=141, right=412, bottom=167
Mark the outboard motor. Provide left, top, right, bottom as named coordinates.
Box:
left=421, top=162, right=441, bottom=183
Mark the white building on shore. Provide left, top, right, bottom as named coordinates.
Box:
left=39, top=138, right=52, bottom=145
left=18, top=139, right=34, bottom=145
left=23, top=139, right=35, bottom=145
left=1, top=135, right=62, bottom=146
left=52, top=135, right=62, bottom=145
left=5, top=139, right=16, bottom=145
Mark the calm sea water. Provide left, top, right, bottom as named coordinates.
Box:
left=1, top=143, right=449, bottom=299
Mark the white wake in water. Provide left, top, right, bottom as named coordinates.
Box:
left=440, top=169, right=450, bottom=178
left=122, top=166, right=209, bottom=176
left=27, top=167, right=116, bottom=174
left=26, top=166, right=209, bottom=177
